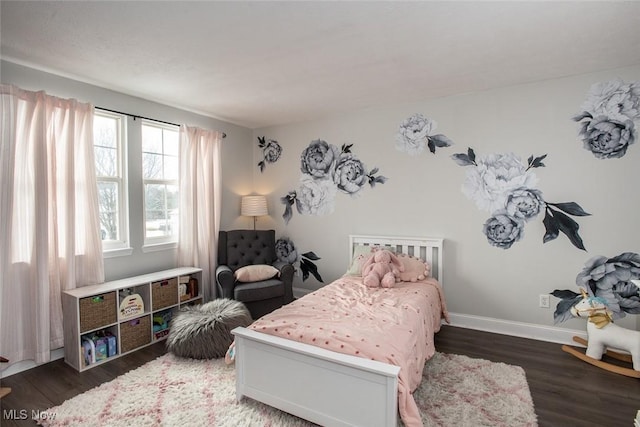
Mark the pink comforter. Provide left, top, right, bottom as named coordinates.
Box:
left=249, top=275, right=449, bottom=427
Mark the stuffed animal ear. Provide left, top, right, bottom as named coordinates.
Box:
left=389, top=252, right=404, bottom=271
left=361, top=253, right=376, bottom=270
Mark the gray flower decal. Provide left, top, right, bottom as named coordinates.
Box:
left=505, top=188, right=544, bottom=222
left=282, top=142, right=386, bottom=224
left=573, top=79, right=640, bottom=159
left=276, top=237, right=323, bottom=282
left=396, top=113, right=453, bottom=155
left=300, top=139, right=339, bottom=178
left=574, top=115, right=637, bottom=159
left=275, top=237, right=301, bottom=264
left=483, top=211, right=525, bottom=249
left=257, top=136, right=282, bottom=172
left=452, top=147, right=590, bottom=250
left=551, top=253, right=640, bottom=323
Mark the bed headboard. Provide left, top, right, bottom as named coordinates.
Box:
left=348, top=235, right=444, bottom=285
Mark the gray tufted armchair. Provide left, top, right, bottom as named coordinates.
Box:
left=216, top=230, right=294, bottom=320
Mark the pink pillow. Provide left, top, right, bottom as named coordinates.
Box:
left=234, top=265, right=280, bottom=282
left=396, top=253, right=430, bottom=282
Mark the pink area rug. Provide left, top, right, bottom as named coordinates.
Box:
left=39, top=352, right=537, bottom=427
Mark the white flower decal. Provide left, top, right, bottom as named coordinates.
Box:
left=580, top=79, right=640, bottom=122
left=461, top=152, right=538, bottom=213
left=295, top=176, right=337, bottom=216
left=395, top=113, right=453, bottom=156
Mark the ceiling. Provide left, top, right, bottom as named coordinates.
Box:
left=2, top=1, right=640, bottom=129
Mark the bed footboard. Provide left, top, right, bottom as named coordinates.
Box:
left=232, top=327, right=400, bottom=427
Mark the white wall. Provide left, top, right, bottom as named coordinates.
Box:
left=252, top=64, right=640, bottom=334
left=1, top=60, right=254, bottom=282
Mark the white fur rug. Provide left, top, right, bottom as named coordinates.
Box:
left=38, top=352, right=537, bottom=427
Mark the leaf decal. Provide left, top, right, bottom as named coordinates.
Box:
left=553, top=295, right=582, bottom=324
left=258, top=161, right=265, bottom=173
left=547, top=202, right=590, bottom=217
left=467, top=147, right=476, bottom=162
left=572, top=111, right=592, bottom=122
left=551, top=289, right=579, bottom=299
left=300, top=258, right=323, bottom=282
left=527, top=154, right=547, bottom=169
left=257, top=136, right=266, bottom=147
left=451, top=153, right=476, bottom=166
left=542, top=209, right=559, bottom=243
left=341, top=143, right=353, bottom=154
left=367, top=168, right=388, bottom=187
left=302, top=251, right=321, bottom=261
left=280, top=191, right=296, bottom=225
left=427, top=139, right=436, bottom=154
left=429, top=134, right=453, bottom=148
left=552, top=208, right=587, bottom=250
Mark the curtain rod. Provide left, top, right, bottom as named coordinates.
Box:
left=96, top=106, right=227, bottom=138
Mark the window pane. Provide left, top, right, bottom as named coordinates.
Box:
left=145, top=184, right=166, bottom=213
left=94, top=110, right=129, bottom=253
left=142, top=122, right=179, bottom=244
left=166, top=185, right=179, bottom=210
left=143, top=152, right=163, bottom=179
left=164, top=129, right=179, bottom=156
left=98, top=181, right=119, bottom=241
left=94, top=146, right=117, bottom=177
left=142, top=126, right=163, bottom=153
left=164, top=155, right=178, bottom=180
left=94, top=116, right=117, bottom=148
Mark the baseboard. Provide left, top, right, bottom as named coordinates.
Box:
left=0, top=348, right=65, bottom=379
left=447, top=312, right=587, bottom=345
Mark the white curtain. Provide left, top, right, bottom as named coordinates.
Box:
left=177, top=125, right=222, bottom=302
left=0, top=85, right=104, bottom=365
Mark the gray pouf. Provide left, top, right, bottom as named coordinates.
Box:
left=166, top=298, right=252, bottom=359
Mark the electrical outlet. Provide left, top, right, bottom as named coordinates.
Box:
left=539, top=294, right=550, bottom=308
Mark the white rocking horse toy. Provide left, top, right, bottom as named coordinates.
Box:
left=561, top=288, right=640, bottom=378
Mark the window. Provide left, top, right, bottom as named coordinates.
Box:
left=94, top=110, right=130, bottom=254
left=141, top=120, right=179, bottom=247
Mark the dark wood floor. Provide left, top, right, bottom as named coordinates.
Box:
left=1, top=325, right=638, bottom=426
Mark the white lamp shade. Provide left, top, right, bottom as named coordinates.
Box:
left=241, top=195, right=268, bottom=217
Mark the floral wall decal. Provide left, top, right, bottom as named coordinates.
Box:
left=257, top=136, right=282, bottom=172
left=275, top=237, right=323, bottom=282
left=396, top=113, right=454, bottom=155
left=572, top=79, right=640, bottom=159
left=452, top=148, right=590, bottom=250
left=550, top=253, right=640, bottom=324
left=280, top=140, right=387, bottom=224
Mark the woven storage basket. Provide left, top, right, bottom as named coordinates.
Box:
left=152, top=278, right=178, bottom=310
left=79, top=292, right=117, bottom=333
left=120, top=315, right=151, bottom=353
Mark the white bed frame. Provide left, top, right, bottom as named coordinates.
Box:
left=232, top=235, right=444, bottom=427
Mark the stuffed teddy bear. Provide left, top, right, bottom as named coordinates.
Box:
left=361, top=249, right=404, bottom=288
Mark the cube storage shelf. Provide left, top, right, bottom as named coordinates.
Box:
left=62, top=267, right=203, bottom=371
